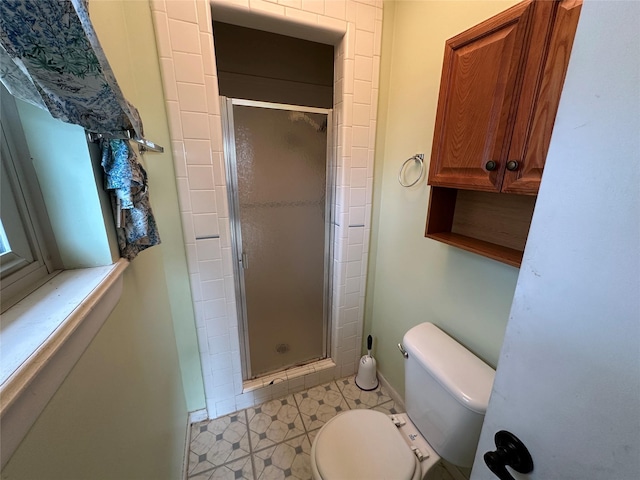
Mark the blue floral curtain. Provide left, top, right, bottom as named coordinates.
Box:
left=0, top=0, right=160, bottom=260
left=101, top=139, right=160, bottom=260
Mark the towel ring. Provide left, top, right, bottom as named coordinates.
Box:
left=398, top=153, right=425, bottom=187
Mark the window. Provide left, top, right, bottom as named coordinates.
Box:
left=0, top=84, right=126, bottom=467
left=0, top=86, right=59, bottom=310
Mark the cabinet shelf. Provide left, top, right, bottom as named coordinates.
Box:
left=426, top=187, right=536, bottom=268
left=426, top=232, right=524, bottom=268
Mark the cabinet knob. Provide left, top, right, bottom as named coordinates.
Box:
left=485, top=161, right=497, bottom=171
left=506, top=160, right=520, bottom=171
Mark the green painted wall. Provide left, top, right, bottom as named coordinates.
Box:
left=89, top=0, right=205, bottom=411
left=366, top=0, right=521, bottom=398
left=1, top=0, right=207, bottom=477
left=1, top=254, right=188, bottom=480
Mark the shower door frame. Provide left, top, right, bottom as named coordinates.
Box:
left=220, top=97, right=335, bottom=381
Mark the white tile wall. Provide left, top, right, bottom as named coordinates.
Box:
left=151, top=0, right=382, bottom=419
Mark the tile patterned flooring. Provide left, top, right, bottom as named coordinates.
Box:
left=187, top=376, right=402, bottom=480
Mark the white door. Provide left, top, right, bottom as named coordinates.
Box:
left=472, top=2, right=640, bottom=479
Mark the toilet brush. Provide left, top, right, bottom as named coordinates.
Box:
left=355, top=335, right=379, bottom=391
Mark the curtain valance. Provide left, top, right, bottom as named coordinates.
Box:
left=0, top=0, right=142, bottom=135
left=0, top=0, right=160, bottom=260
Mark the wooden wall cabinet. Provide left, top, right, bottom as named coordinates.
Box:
left=426, top=0, right=581, bottom=267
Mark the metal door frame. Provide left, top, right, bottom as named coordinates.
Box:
left=220, top=97, right=335, bottom=380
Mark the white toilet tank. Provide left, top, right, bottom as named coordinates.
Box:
left=403, top=323, right=495, bottom=468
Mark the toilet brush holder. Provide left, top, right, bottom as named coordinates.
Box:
left=355, top=335, right=379, bottom=391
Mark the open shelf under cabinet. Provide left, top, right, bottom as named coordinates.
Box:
left=425, top=187, right=537, bottom=268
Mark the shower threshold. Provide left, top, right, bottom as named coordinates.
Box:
left=242, top=358, right=336, bottom=395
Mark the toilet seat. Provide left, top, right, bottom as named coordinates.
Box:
left=311, top=409, right=421, bottom=480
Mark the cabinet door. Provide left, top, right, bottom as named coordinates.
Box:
left=502, top=0, right=582, bottom=194
left=428, top=0, right=535, bottom=192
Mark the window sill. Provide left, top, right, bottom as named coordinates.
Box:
left=0, top=258, right=128, bottom=468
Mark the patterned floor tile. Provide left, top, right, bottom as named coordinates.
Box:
left=372, top=400, right=402, bottom=415
left=190, top=411, right=251, bottom=473
left=209, top=456, right=255, bottom=480
left=336, top=375, right=392, bottom=409
left=187, top=376, right=405, bottom=480
left=253, top=435, right=312, bottom=480
left=247, top=395, right=306, bottom=451
left=306, top=430, right=318, bottom=445
left=188, top=454, right=216, bottom=480
left=294, top=381, right=349, bottom=431
left=192, top=420, right=207, bottom=444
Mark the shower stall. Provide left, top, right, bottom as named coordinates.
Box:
left=221, top=98, right=333, bottom=380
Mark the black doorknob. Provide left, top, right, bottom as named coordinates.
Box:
left=483, top=430, right=533, bottom=480
left=485, top=160, right=497, bottom=171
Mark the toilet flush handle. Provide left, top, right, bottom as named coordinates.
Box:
left=397, top=343, right=408, bottom=358
left=483, top=430, right=533, bottom=480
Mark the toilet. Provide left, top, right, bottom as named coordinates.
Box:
left=310, top=322, right=495, bottom=480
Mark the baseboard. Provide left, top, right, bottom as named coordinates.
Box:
left=182, top=414, right=191, bottom=480
left=377, top=370, right=406, bottom=412
left=189, top=408, right=208, bottom=424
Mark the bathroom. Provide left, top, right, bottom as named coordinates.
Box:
left=0, top=0, right=638, bottom=480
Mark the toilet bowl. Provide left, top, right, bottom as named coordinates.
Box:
left=310, top=323, right=495, bottom=480
left=311, top=410, right=440, bottom=480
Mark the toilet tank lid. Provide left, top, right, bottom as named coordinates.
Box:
left=403, top=323, right=495, bottom=414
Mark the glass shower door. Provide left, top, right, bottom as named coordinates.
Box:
left=222, top=99, right=332, bottom=379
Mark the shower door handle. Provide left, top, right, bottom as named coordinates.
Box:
left=241, top=252, right=248, bottom=269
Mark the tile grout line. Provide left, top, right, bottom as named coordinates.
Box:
left=251, top=432, right=308, bottom=455
left=336, top=377, right=352, bottom=408
left=291, top=388, right=309, bottom=437
left=191, top=465, right=216, bottom=479
left=245, top=409, right=257, bottom=480
left=290, top=390, right=320, bottom=453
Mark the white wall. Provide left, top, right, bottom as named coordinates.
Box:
left=473, top=0, right=640, bottom=478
